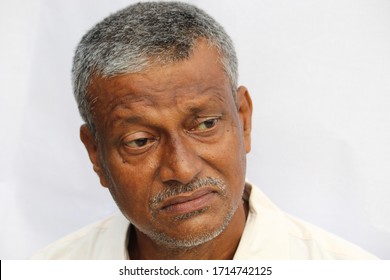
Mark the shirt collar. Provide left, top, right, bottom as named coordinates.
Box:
left=233, top=182, right=290, bottom=259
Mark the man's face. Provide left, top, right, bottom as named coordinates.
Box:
left=81, top=41, right=252, bottom=248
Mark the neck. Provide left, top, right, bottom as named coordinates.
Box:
left=128, top=200, right=248, bottom=260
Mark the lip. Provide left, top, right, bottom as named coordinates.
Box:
left=160, top=188, right=217, bottom=215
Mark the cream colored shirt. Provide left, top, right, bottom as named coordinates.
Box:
left=31, top=183, right=378, bottom=259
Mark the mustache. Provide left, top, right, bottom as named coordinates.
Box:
left=150, top=177, right=226, bottom=207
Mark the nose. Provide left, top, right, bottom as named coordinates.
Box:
left=158, top=134, right=202, bottom=185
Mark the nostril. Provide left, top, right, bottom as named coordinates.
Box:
left=163, top=180, right=184, bottom=189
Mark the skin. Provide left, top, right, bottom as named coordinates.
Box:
left=80, top=41, right=253, bottom=259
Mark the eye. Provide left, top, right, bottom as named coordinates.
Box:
left=196, top=118, right=218, bottom=130
left=122, top=132, right=157, bottom=151
left=191, top=117, right=221, bottom=132
left=125, top=138, right=150, bottom=148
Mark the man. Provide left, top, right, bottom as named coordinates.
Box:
left=32, top=1, right=377, bottom=259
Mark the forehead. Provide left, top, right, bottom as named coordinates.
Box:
left=88, top=42, right=233, bottom=122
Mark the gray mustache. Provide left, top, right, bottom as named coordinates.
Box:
left=150, top=177, right=226, bottom=207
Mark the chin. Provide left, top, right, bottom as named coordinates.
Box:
left=146, top=203, right=238, bottom=249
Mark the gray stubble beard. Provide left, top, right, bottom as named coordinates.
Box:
left=143, top=177, right=243, bottom=249
left=146, top=200, right=239, bottom=249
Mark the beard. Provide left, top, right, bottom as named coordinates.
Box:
left=106, top=171, right=243, bottom=250
left=145, top=177, right=240, bottom=249
left=146, top=203, right=238, bottom=249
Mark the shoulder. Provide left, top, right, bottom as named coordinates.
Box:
left=30, top=212, right=130, bottom=260
left=242, top=183, right=378, bottom=259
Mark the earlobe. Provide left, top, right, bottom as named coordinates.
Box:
left=80, top=125, right=109, bottom=187
left=236, top=86, right=253, bottom=153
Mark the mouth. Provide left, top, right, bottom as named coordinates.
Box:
left=160, top=188, right=218, bottom=215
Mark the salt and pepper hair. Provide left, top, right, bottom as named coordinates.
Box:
left=72, top=1, right=238, bottom=134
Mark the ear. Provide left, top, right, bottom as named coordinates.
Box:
left=236, top=86, right=253, bottom=153
left=80, top=124, right=109, bottom=187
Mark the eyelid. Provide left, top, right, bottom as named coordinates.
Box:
left=190, top=115, right=222, bottom=132
left=121, top=131, right=158, bottom=150
left=122, top=131, right=152, bottom=141
left=195, top=115, right=222, bottom=123
left=203, top=115, right=222, bottom=122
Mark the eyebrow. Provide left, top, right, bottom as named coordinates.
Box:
left=107, top=114, right=145, bottom=128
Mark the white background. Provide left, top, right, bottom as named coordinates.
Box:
left=0, top=0, right=389, bottom=259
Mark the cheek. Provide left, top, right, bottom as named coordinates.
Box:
left=199, top=127, right=247, bottom=182
left=103, top=152, right=158, bottom=221
left=220, top=130, right=247, bottom=192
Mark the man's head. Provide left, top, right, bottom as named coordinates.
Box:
left=73, top=2, right=252, bottom=257
left=72, top=1, right=238, bottom=136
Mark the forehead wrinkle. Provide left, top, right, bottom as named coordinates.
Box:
left=170, top=84, right=228, bottom=106
left=106, top=100, right=157, bottom=129
left=111, top=84, right=227, bottom=112
left=107, top=94, right=155, bottom=115
left=98, top=95, right=156, bottom=131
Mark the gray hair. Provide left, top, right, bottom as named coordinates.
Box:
left=72, top=1, right=238, bottom=134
